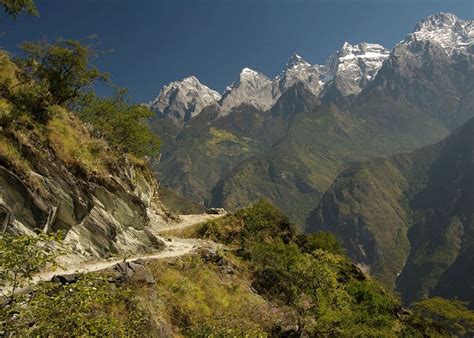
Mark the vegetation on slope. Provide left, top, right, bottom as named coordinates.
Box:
left=157, top=185, right=205, bottom=214
left=308, top=117, right=474, bottom=304
left=0, top=37, right=161, bottom=189
left=165, top=200, right=471, bottom=336
left=3, top=200, right=474, bottom=336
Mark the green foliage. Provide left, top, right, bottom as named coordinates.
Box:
left=297, top=231, right=345, bottom=256
left=0, top=77, right=52, bottom=122
left=0, top=233, right=61, bottom=333
left=10, top=275, right=150, bottom=336
left=16, top=39, right=108, bottom=107
left=248, top=240, right=402, bottom=336
left=0, top=235, right=150, bottom=336
left=77, top=90, right=161, bottom=157
left=195, top=199, right=298, bottom=247
left=411, top=297, right=474, bottom=336
left=0, top=0, right=38, bottom=18
left=0, top=39, right=107, bottom=123
left=237, top=199, right=297, bottom=243
left=0, top=233, right=61, bottom=299
left=191, top=200, right=409, bottom=336
left=145, top=255, right=284, bottom=336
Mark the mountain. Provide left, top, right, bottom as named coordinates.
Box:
left=150, top=76, right=221, bottom=123
left=151, top=13, right=473, bottom=226
left=276, top=53, right=326, bottom=96
left=321, top=42, right=390, bottom=100
left=219, top=68, right=275, bottom=115
left=307, top=117, right=474, bottom=304
left=408, top=12, right=473, bottom=55
left=354, top=12, right=474, bottom=129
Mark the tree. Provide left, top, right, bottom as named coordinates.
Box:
left=1, top=0, right=38, bottom=18
left=15, top=39, right=108, bottom=107
left=0, top=233, right=60, bottom=305
left=297, top=231, right=345, bottom=256
left=78, top=90, right=161, bottom=157
left=411, top=297, right=474, bottom=336
left=0, top=233, right=61, bottom=333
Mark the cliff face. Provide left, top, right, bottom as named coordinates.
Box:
left=0, top=50, right=170, bottom=257
left=0, top=118, right=170, bottom=257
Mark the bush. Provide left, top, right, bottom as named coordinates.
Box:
left=297, top=231, right=345, bottom=256
left=10, top=275, right=151, bottom=336
left=77, top=90, right=161, bottom=158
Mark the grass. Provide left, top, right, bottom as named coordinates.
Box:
left=135, top=254, right=291, bottom=336
left=205, top=127, right=255, bottom=158
left=46, top=107, right=110, bottom=176
left=0, top=133, right=31, bottom=175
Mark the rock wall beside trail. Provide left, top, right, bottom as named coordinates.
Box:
left=0, top=148, right=171, bottom=258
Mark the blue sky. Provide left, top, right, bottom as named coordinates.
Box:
left=1, top=0, right=472, bottom=102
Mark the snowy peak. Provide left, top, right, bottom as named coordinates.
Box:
left=275, top=53, right=324, bottom=96
left=323, top=42, right=390, bottom=96
left=219, top=68, right=274, bottom=114
left=406, top=12, right=473, bottom=54
left=239, top=67, right=261, bottom=79
left=150, top=76, right=221, bottom=122
left=286, top=53, right=311, bottom=70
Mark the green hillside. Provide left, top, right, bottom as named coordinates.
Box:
left=308, top=118, right=474, bottom=304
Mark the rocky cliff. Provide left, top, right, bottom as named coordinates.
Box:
left=0, top=52, right=171, bottom=258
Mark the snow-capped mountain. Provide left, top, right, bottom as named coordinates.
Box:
left=150, top=76, right=221, bottom=123
left=218, top=68, right=275, bottom=115
left=404, top=12, right=473, bottom=55
left=275, top=53, right=326, bottom=96
left=322, top=42, right=390, bottom=97
left=150, top=13, right=471, bottom=123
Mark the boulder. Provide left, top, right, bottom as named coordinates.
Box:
left=111, top=259, right=155, bottom=285
left=206, top=208, right=226, bottom=215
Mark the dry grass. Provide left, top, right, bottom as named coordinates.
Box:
left=46, top=107, right=110, bottom=176
left=135, top=254, right=291, bottom=336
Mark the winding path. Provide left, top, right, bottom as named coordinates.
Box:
left=31, top=213, right=223, bottom=284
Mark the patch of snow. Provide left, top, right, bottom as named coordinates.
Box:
left=403, top=12, right=473, bottom=55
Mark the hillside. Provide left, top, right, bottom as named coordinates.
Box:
left=7, top=200, right=472, bottom=336
left=151, top=13, right=474, bottom=226
left=0, top=50, right=171, bottom=258
left=307, top=117, right=474, bottom=304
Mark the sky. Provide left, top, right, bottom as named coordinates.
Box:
left=1, top=0, right=472, bottom=102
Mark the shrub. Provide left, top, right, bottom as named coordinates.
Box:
left=10, top=275, right=151, bottom=336
left=410, top=297, right=474, bottom=336
left=77, top=90, right=161, bottom=158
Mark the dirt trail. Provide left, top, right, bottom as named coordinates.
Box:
left=31, top=213, right=223, bottom=284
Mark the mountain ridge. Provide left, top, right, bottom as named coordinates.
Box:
left=150, top=12, right=473, bottom=226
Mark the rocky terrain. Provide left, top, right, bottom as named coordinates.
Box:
left=0, top=50, right=176, bottom=259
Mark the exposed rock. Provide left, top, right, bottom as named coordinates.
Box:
left=205, top=207, right=226, bottom=215
left=219, top=68, right=275, bottom=115
left=51, top=273, right=80, bottom=285
left=150, top=76, right=221, bottom=124
left=0, top=135, right=168, bottom=258
left=111, top=259, right=155, bottom=285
